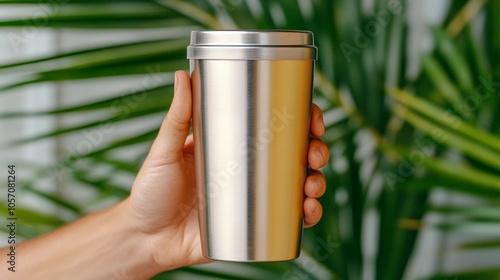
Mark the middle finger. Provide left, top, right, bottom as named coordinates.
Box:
left=308, top=138, right=330, bottom=170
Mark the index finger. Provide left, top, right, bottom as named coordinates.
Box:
left=311, top=104, right=325, bottom=137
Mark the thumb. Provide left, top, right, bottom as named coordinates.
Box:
left=147, top=70, right=192, bottom=164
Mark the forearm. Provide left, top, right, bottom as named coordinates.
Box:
left=0, top=199, right=162, bottom=280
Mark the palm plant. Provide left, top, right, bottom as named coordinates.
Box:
left=0, top=0, right=499, bottom=279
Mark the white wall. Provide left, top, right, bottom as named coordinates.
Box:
left=0, top=6, right=59, bottom=246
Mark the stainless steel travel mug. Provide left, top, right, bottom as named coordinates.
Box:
left=188, top=30, right=317, bottom=262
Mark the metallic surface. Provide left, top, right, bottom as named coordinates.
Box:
left=188, top=30, right=317, bottom=60
left=189, top=30, right=316, bottom=262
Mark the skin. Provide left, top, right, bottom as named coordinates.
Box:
left=0, top=71, right=330, bottom=279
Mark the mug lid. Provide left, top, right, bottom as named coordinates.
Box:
left=187, top=30, right=317, bottom=60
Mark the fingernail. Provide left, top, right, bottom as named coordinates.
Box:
left=174, top=72, right=179, bottom=94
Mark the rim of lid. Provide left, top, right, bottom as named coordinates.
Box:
left=187, top=30, right=317, bottom=60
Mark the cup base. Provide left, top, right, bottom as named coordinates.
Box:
left=203, top=254, right=300, bottom=263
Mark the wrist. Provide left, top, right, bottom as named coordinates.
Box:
left=125, top=202, right=210, bottom=272
left=112, top=199, right=165, bottom=279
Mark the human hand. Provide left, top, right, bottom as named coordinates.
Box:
left=124, top=70, right=330, bottom=273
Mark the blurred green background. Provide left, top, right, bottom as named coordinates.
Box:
left=0, top=0, right=499, bottom=279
